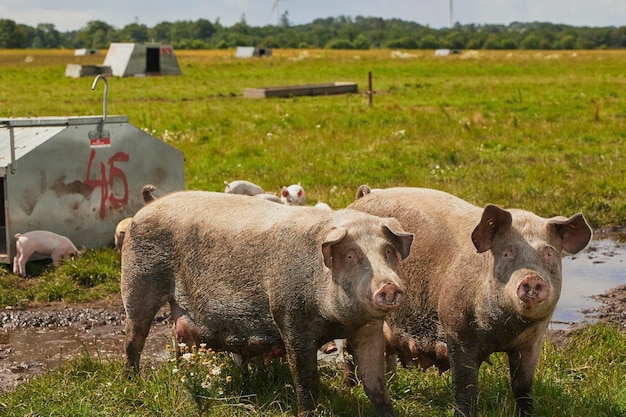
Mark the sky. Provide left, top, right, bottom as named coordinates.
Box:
left=1, top=0, right=626, bottom=32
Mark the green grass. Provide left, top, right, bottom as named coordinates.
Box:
left=1, top=48, right=626, bottom=416
left=1, top=49, right=625, bottom=225
left=0, top=247, right=120, bottom=306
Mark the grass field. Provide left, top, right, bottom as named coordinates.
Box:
left=1, top=49, right=625, bottom=225
left=1, top=49, right=626, bottom=416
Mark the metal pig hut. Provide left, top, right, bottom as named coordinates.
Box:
left=0, top=114, right=185, bottom=264
left=103, top=43, right=182, bottom=77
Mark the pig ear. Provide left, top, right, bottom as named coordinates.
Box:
left=471, top=205, right=513, bottom=253
left=549, top=213, right=592, bottom=254
left=355, top=184, right=371, bottom=200
left=322, top=227, right=348, bottom=268
left=382, top=219, right=414, bottom=260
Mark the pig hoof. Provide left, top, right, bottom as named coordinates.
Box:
left=517, top=275, right=549, bottom=307
left=375, top=283, right=404, bottom=309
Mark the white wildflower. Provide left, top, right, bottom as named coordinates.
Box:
left=393, top=129, right=406, bottom=138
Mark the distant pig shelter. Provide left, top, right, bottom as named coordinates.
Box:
left=103, top=43, right=182, bottom=77
left=66, top=43, right=182, bottom=79
left=0, top=114, right=185, bottom=264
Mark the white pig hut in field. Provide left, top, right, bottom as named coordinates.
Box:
left=0, top=76, right=185, bottom=264
left=103, top=43, right=182, bottom=77
left=235, top=46, right=272, bottom=58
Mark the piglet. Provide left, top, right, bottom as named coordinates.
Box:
left=281, top=183, right=307, bottom=205
left=13, top=231, right=79, bottom=277
left=115, top=184, right=159, bottom=253
left=115, top=218, right=133, bottom=253
left=224, top=180, right=265, bottom=196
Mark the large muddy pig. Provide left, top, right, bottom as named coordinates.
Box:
left=121, top=190, right=413, bottom=417
left=349, top=186, right=592, bottom=417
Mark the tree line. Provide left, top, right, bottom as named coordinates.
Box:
left=1, top=15, right=626, bottom=50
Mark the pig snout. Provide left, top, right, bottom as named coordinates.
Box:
left=374, top=282, right=404, bottom=310
left=517, top=274, right=549, bottom=308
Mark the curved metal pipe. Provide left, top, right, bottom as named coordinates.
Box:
left=91, top=74, right=108, bottom=123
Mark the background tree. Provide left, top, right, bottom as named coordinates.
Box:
left=0, top=16, right=625, bottom=51
left=150, top=22, right=173, bottom=43
left=33, top=23, right=61, bottom=48
left=119, top=23, right=149, bottom=43
left=75, top=20, right=117, bottom=49
left=0, top=19, right=24, bottom=48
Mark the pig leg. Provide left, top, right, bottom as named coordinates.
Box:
left=124, top=307, right=160, bottom=373
left=282, top=334, right=319, bottom=415
left=122, top=282, right=171, bottom=373
left=271, top=307, right=320, bottom=415
left=12, top=253, right=22, bottom=276
left=507, top=342, right=541, bottom=417
left=348, top=320, right=395, bottom=417
left=341, top=341, right=358, bottom=387
left=447, top=338, right=481, bottom=417
left=13, top=241, right=29, bottom=277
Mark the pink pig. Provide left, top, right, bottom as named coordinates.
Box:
left=13, top=231, right=79, bottom=277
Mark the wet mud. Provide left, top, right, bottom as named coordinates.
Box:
left=0, top=299, right=173, bottom=391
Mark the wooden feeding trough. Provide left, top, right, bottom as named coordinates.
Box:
left=244, top=82, right=358, bottom=98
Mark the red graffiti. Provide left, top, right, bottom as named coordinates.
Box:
left=85, top=149, right=130, bottom=219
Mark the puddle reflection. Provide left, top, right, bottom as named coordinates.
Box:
left=553, top=236, right=626, bottom=328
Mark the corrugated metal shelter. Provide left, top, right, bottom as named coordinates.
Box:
left=0, top=115, right=185, bottom=264
left=103, top=43, right=182, bottom=77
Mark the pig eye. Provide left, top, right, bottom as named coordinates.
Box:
left=384, top=245, right=395, bottom=259
left=540, top=246, right=557, bottom=263
left=501, top=246, right=517, bottom=261
left=345, top=249, right=358, bottom=265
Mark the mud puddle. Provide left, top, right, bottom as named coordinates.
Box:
left=552, top=235, right=626, bottom=329
left=0, top=301, right=173, bottom=391
left=1, top=234, right=625, bottom=391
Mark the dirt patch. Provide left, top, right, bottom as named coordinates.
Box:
left=582, top=285, right=626, bottom=328
left=0, top=298, right=173, bottom=391
left=547, top=284, right=626, bottom=346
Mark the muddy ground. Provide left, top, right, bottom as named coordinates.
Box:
left=1, top=284, right=626, bottom=392
left=0, top=297, right=173, bottom=391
